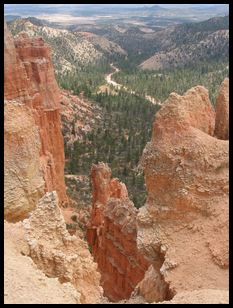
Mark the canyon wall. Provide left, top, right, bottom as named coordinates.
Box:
left=137, top=81, right=229, bottom=300
left=87, top=163, right=149, bottom=302
left=4, top=21, right=67, bottom=221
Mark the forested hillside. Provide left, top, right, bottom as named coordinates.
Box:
left=65, top=90, right=160, bottom=208
left=114, top=59, right=229, bottom=104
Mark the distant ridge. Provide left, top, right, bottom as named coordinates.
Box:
left=5, top=15, right=21, bottom=22
left=140, top=15, right=229, bottom=70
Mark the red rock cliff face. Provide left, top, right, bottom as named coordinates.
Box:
left=87, top=163, right=149, bottom=302
left=4, top=22, right=30, bottom=100
left=4, top=21, right=68, bottom=213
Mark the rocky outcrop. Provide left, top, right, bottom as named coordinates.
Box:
left=22, top=191, right=103, bottom=304
left=4, top=21, right=68, bottom=221
left=87, top=163, right=149, bottom=302
left=4, top=221, right=81, bottom=304
left=137, top=84, right=229, bottom=301
left=214, top=78, right=229, bottom=140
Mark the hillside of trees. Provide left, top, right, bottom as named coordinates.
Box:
left=64, top=89, right=160, bottom=208
left=114, top=59, right=229, bottom=104
left=56, top=62, right=111, bottom=98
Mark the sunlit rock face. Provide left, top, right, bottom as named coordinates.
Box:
left=4, top=101, right=45, bottom=222
left=138, top=83, right=229, bottom=299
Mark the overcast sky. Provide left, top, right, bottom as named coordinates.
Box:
left=4, top=4, right=228, bottom=16
left=4, top=4, right=227, bottom=9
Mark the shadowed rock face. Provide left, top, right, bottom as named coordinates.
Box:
left=4, top=21, right=68, bottom=221
left=87, top=163, right=149, bottom=302
left=137, top=82, right=229, bottom=300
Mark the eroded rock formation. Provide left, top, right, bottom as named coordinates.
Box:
left=87, top=163, right=149, bottom=302
left=137, top=83, right=229, bottom=300
left=4, top=21, right=67, bottom=221
left=4, top=220, right=81, bottom=304
left=22, top=191, right=103, bottom=304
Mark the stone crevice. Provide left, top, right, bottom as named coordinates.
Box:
left=86, top=163, right=171, bottom=302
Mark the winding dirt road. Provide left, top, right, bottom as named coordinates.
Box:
left=105, top=64, right=161, bottom=105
